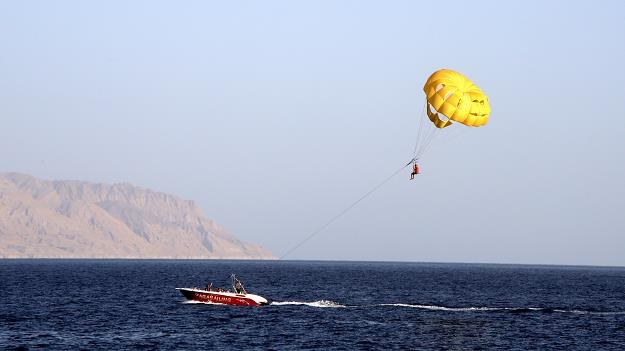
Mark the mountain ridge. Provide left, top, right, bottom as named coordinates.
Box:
left=0, top=172, right=274, bottom=259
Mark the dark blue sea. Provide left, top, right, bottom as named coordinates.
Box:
left=1, top=260, right=625, bottom=350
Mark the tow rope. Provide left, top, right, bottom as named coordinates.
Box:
left=279, top=160, right=413, bottom=259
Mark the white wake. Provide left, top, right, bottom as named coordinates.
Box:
left=271, top=300, right=346, bottom=308
left=380, top=303, right=505, bottom=312
left=379, top=304, right=625, bottom=315
left=184, top=299, right=625, bottom=314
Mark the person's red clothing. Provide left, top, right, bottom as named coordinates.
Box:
left=410, top=163, right=420, bottom=180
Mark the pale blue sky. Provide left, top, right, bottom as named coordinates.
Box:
left=1, top=1, right=624, bottom=265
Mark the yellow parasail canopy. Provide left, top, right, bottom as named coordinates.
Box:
left=423, top=69, right=490, bottom=128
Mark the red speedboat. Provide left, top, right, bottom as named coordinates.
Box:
left=176, top=274, right=268, bottom=307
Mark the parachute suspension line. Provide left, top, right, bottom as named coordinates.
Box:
left=412, top=101, right=427, bottom=159
left=279, top=162, right=412, bottom=260
left=418, top=126, right=440, bottom=158
left=412, top=101, right=443, bottom=161
left=415, top=123, right=439, bottom=159
left=419, top=125, right=437, bottom=156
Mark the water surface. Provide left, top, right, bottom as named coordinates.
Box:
left=1, top=260, right=624, bottom=350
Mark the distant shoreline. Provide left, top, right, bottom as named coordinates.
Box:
left=2, top=258, right=623, bottom=269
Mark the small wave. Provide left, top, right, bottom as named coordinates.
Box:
left=271, top=300, right=346, bottom=308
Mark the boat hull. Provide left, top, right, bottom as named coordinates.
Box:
left=176, top=288, right=268, bottom=306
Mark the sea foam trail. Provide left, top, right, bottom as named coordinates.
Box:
left=380, top=303, right=505, bottom=312
left=184, top=299, right=625, bottom=314
left=271, top=300, right=346, bottom=308
left=380, top=304, right=625, bottom=315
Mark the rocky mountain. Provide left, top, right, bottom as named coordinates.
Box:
left=0, top=173, right=274, bottom=259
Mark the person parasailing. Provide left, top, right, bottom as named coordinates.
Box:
left=410, top=161, right=420, bottom=180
